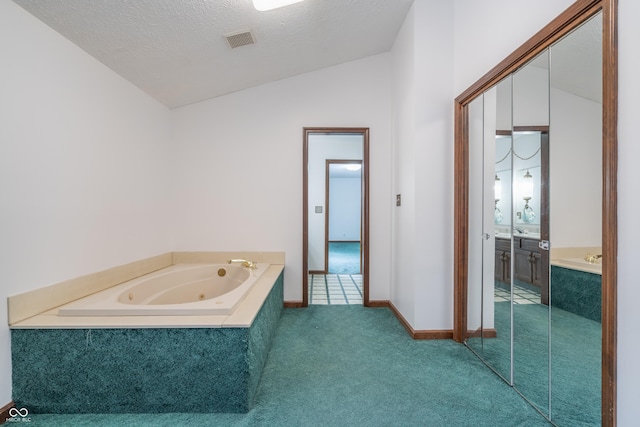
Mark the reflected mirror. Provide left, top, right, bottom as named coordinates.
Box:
left=465, top=76, right=515, bottom=384
left=511, top=49, right=550, bottom=416
left=487, top=77, right=513, bottom=384
left=549, top=12, right=602, bottom=425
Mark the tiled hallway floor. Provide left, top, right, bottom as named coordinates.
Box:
left=494, top=282, right=540, bottom=304
left=309, top=274, right=363, bottom=305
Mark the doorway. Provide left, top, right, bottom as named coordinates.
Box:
left=326, top=160, right=362, bottom=275
left=302, top=128, right=369, bottom=307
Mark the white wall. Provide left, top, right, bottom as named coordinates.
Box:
left=512, top=60, right=550, bottom=127
left=412, top=0, right=455, bottom=330
left=0, top=1, right=172, bottom=408
left=453, top=0, right=575, bottom=95
left=171, top=54, right=393, bottom=302
left=391, top=0, right=417, bottom=325
left=617, top=0, right=640, bottom=424
left=391, top=0, right=454, bottom=330
left=550, top=88, right=602, bottom=248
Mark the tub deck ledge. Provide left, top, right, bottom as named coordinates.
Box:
left=10, top=264, right=284, bottom=329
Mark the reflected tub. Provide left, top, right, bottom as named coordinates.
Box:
left=551, top=257, right=602, bottom=275
left=58, top=263, right=269, bottom=317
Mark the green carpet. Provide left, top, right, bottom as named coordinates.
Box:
left=20, top=306, right=549, bottom=426
left=328, top=242, right=360, bottom=274
left=467, top=301, right=600, bottom=426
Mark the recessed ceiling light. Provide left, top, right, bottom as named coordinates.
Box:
left=252, top=0, right=304, bottom=12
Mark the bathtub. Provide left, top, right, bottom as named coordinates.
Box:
left=550, top=248, right=602, bottom=322
left=551, top=257, right=602, bottom=275
left=10, top=252, right=285, bottom=413
left=58, top=263, right=269, bottom=317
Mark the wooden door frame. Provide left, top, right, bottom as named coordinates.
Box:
left=512, top=126, right=550, bottom=304
left=325, top=159, right=363, bottom=275
left=453, top=1, right=617, bottom=425
left=303, top=128, right=370, bottom=307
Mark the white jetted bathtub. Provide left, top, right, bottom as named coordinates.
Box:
left=58, top=263, right=269, bottom=317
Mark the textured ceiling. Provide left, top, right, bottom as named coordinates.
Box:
left=13, top=0, right=414, bottom=108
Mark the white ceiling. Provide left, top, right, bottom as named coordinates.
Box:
left=13, top=0, right=414, bottom=108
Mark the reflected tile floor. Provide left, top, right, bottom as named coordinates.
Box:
left=309, top=274, right=363, bottom=305
left=495, top=283, right=540, bottom=304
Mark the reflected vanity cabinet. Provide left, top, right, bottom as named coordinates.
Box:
left=513, top=237, right=542, bottom=286
left=495, top=236, right=548, bottom=304
left=513, top=237, right=549, bottom=305
left=494, top=238, right=511, bottom=284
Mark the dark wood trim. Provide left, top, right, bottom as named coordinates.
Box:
left=496, top=130, right=512, bottom=136
left=324, top=160, right=329, bottom=274
left=453, top=1, right=617, bottom=425
left=413, top=330, right=454, bottom=340
left=367, top=300, right=391, bottom=308
left=512, top=125, right=550, bottom=132
left=325, top=159, right=363, bottom=275
left=540, top=131, right=550, bottom=305
left=466, top=328, right=498, bottom=339
left=1, top=401, right=16, bottom=425
left=309, top=270, right=326, bottom=275
left=389, top=302, right=453, bottom=340
left=453, top=100, right=469, bottom=343
left=361, top=129, right=370, bottom=306
left=284, top=301, right=304, bottom=308
left=389, top=301, right=414, bottom=336
left=303, top=128, right=370, bottom=307
left=302, top=128, right=310, bottom=307
left=601, top=0, right=618, bottom=425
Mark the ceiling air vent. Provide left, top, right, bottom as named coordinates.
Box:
left=224, top=30, right=256, bottom=49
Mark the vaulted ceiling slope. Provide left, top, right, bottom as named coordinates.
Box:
left=13, top=0, right=414, bottom=108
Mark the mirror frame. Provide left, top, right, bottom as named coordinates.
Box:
left=452, top=1, right=617, bottom=425
left=302, top=127, right=370, bottom=307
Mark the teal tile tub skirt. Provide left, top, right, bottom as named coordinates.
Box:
left=11, top=271, right=283, bottom=414
left=551, top=265, right=601, bottom=323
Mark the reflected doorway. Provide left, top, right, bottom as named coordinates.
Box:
left=303, top=128, right=369, bottom=307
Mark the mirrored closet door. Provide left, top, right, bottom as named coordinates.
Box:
left=460, top=10, right=605, bottom=425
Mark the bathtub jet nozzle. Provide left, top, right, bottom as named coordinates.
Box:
left=227, top=259, right=258, bottom=269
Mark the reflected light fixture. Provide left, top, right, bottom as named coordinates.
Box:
left=494, top=175, right=503, bottom=224
left=253, top=0, right=304, bottom=11
left=521, top=170, right=535, bottom=223
left=521, top=170, right=534, bottom=202
left=346, top=164, right=362, bottom=172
